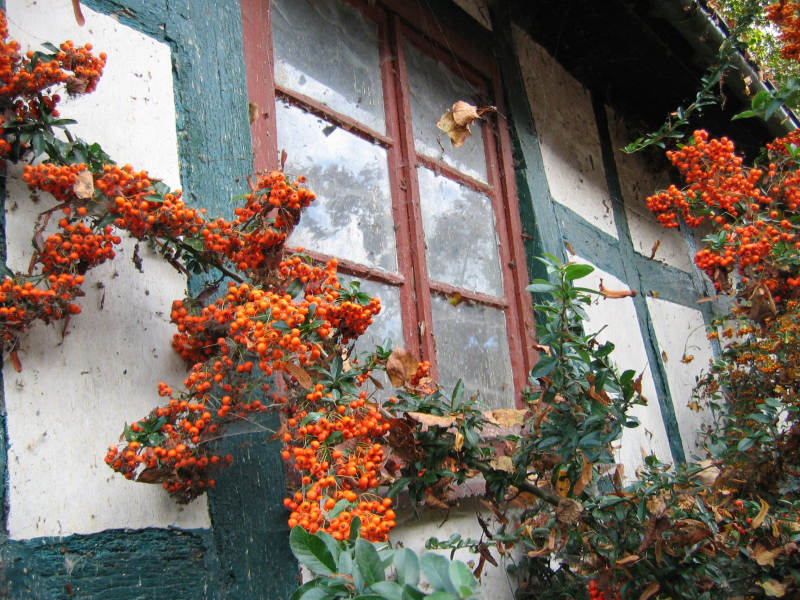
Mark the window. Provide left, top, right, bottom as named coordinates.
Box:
left=242, top=0, right=534, bottom=408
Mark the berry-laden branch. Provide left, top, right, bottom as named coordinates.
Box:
left=0, top=12, right=399, bottom=542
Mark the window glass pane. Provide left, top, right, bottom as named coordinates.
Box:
left=277, top=101, right=397, bottom=273
left=404, top=42, right=488, bottom=182
left=272, top=0, right=386, bottom=133
left=431, top=296, right=514, bottom=409
left=417, top=167, right=503, bottom=297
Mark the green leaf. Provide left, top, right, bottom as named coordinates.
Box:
left=451, top=379, right=464, bottom=409
left=292, top=581, right=332, bottom=600
left=424, top=593, right=459, bottom=600
left=355, top=537, right=384, bottom=586
left=370, top=581, right=405, bottom=600
left=349, top=516, right=362, bottom=541
left=530, top=356, right=557, bottom=378
left=420, top=553, right=456, bottom=594
left=564, top=263, right=594, bottom=281
left=327, top=498, right=353, bottom=519
left=737, top=437, right=755, bottom=452
left=289, top=526, right=336, bottom=575
left=448, top=561, right=477, bottom=598
left=526, top=280, right=556, bottom=293
left=394, top=548, right=420, bottom=587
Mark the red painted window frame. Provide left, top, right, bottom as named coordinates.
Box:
left=240, top=0, right=536, bottom=405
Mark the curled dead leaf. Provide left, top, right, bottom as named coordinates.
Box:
left=73, top=170, right=94, bottom=200
left=9, top=348, right=22, bottom=372
left=424, top=493, right=451, bottom=510
left=751, top=543, right=783, bottom=567
left=489, top=455, right=514, bottom=473
left=66, top=76, right=89, bottom=95
left=694, top=459, right=720, bottom=487
left=751, top=497, right=770, bottom=530
left=405, top=411, right=456, bottom=430
left=758, top=579, right=788, bottom=598
left=436, top=101, right=496, bottom=148
left=284, top=362, right=312, bottom=389
left=648, top=239, right=661, bottom=260
left=71, top=0, right=85, bottom=26
left=555, top=497, right=583, bottom=524
left=572, top=451, right=593, bottom=496
left=454, top=432, right=465, bottom=451
left=386, top=348, right=419, bottom=387
left=615, top=554, right=639, bottom=566
left=599, top=279, right=637, bottom=299
left=639, top=581, right=660, bottom=600
left=748, top=282, right=777, bottom=324
left=485, top=408, right=526, bottom=428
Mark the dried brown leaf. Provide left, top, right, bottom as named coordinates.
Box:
left=451, top=100, right=481, bottom=126
left=751, top=497, right=770, bottom=530
left=748, top=282, right=777, bottom=324
left=758, top=579, right=788, bottom=598
left=485, top=408, right=527, bottom=428
left=489, top=455, right=514, bottom=473
left=285, top=362, right=312, bottom=389
left=556, top=497, right=583, bottom=524
left=436, top=101, right=496, bottom=147
left=572, top=451, right=593, bottom=496
left=424, top=493, right=451, bottom=510
left=73, top=170, right=94, bottom=200
left=648, top=239, right=661, bottom=260
left=72, top=0, right=85, bottom=26
left=406, top=411, right=456, bottom=429
left=751, top=543, right=783, bottom=567
left=599, top=279, right=637, bottom=299
left=453, top=432, right=465, bottom=451
left=386, top=348, right=419, bottom=387
left=616, top=554, right=639, bottom=566
left=9, top=348, right=21, bottom=372
left=639, top=581, right=660, bottom=600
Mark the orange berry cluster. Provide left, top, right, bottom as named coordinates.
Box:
left=103, top=397, right=236, bottom=503
left=0, top=16, right=397, bottom=540
left=281, top=390, right=395, bottom=541
left=587, top=580, right=620, bottom=600
left=199, top=171, right=315, bottom=276
left=39, top=220, right=120, bottom=274
left=0, top=273, right=83, bottom=345
left=647, top=130, right=800, bottom=299
left=0, top=11, right=105, bottom=129
left=766, top=2, right=800, bottom=61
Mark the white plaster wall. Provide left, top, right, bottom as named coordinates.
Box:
left=391, top=500, right=517, bottom=600
left=645, top=298, right=715, bottom=460
left=605, top=107, right=694, bottom=272
left=569, top=256, right=673, bottom=472
left=512, top=26, right=617, bottom=238
left=4, top=1, right=210, bottom=539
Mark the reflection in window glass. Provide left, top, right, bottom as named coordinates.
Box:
left=417, top=167, right=503, bottom=297
left=272, top=0, right=386, bottom=133
left=431, top=296, right=514, bottom=409
left=277, top=101, right=397, bottom=273
left=404, top=42, right=488, bottom=182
